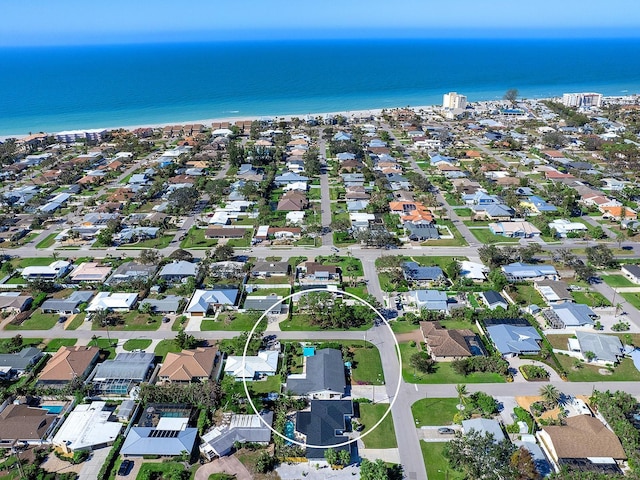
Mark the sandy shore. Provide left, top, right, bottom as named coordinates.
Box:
left=2, top=104, right=442, bottom=141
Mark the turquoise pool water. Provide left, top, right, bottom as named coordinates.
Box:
left=284, top=420, right=295, bottom=445
left=40, top=405, right=63, bottom=414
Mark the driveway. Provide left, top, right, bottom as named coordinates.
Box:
left=277, top=462, right=361, bottom=480
left=194, top=456, right=252, bottom=480
left=77, top=447, right=111, bottom=480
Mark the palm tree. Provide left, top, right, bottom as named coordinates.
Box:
left=539, top=384, right=561, bottom=407
left=456, top=384, right=468, bottom=409
left=615, top=303, right=623, bottom=317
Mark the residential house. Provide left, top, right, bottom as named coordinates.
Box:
left=420, top=321, right=483, bottom=361
left=274, top=172, right=309, bottom=186
left=158, top=261, right=197, bottom=284
left=86, top=292, right=138, bottom=312
left=480, top=291, right=509, bottom=310
left=158, top=346, right=221, bottom=383
left=0, top=347, right=43, bottom=379
left=462, top=418, right=506, bottom=442
left=37, top=346, right=100, bottom=387
left=459, top=261, right=489, bottom=282
left=105, top=262, right=157, bottom=285
left=69, top=262, right=112, bottom=283
left=121, top=418, right=198, bottom=457
left=251, top=261, right=289, bottom=277
left=537, top=415, right=626, bottom=474
left=409, top=290, right=450, bottom=313
left=545, top=303, right=597, bottom=329
left=138, top=296, right=184, bottom=314
left=402, top=262, right=445, bottom=285
left=485, top=321, right=542, bottom=357
left=389, top=201, right=434, bottom=224
left=297, top=262, right=341, bottom=289
left=40, top=291, right=94, bottom=315
left=277, top=191, right=308, bottom=211
left=622, top=264, right=640, bottom=284
left=573, top=331, right=623, bottom=364
left=489, top=221, right=541, bottom=238
left=0, top=294, right=32, bottom=313
left=548, top=219, right=588, bottom=238
left=295, top=400, right=353, bottom=460
left=405, top=221, right=439, bottom=241
left=243, top=295, right=285, bottom=314
left=224, top=350, right=279, bottom=381
left=286, top=348, right=346, bottom=399
left=267, top=227, right=302, bottom=239
left=471, top=204, right=515, bottom=221
left=200, top=411, right=274, bottom=459
left=535, top=280, right=573, bottom=304
left=21, top=260, right=71, bottom=280
left=520, top=196, right=557, bottom=214
left=345, top=186, right=370, bottom=201
left=349, top=212, right=375, bottom=230
left=463, top=191, right=502, bottom=206
left=186, top=289, right=239, bottom=318
left=205, top=227, right=246, bottom=239
left=601, top=205, right=638, bottom=221
left=0, top=404, right=58, bottom=448
left=52, top=402, right=123, bottom=452
left=501, top=263, right=558, bottom=282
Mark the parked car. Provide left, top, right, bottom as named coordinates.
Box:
left=437, top=427, right=455, bottom=434
left=118, top=460, right=133, bottom=476
left=622, top=245, right=634, bottom=250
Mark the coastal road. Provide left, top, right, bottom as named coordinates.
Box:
left=318, top=135, right=334, bottom=247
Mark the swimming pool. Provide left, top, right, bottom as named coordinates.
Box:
left=284, top=420, right=295, bottom=445
left=40, top=405, right=63, bottom=414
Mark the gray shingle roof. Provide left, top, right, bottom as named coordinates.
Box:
left=121, top=427, right=198, bottom=456
left=295, top=400, right=353, bottom=459
left=286, top=348, right=346, bottom=396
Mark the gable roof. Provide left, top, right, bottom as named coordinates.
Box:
left=159, top=261, right=197, bottom=277
left=0, top=404, right=56, bottom=443
left=0, top=347, right=42, bottom=371
left=159, top=346, right=219, bottom=381
left=224, top=350, right=278, bottom=379
left=201, top=411, right=274, bottom=457
left=481, top=290, right=508, bottom=307
left=186, top=289, right=239, bottom=313
left=402, top=262, right=444, bottom=281
left=121, top=426, right=198, bottom=456
left=550, top=303, right=596, bottom=327
left=542, top=415, right=626, bottom=460
left=462, top=418, right=505, bottom=442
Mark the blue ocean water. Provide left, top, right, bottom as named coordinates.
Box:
left=1, top=38, right=639, bottom=135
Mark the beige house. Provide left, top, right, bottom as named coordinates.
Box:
left=158, top=346, right=221, bottom=383
left=419, top=321, right=483, bottom=361
left=36, top=346, right=100, bottom=387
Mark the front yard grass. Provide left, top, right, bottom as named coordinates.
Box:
left=420, top=442, right=465, bottom=480
left=179, top=227, right=219, bottom=249
left=154, top=339, right=182, bottom=360
left=201, top=312, right=262, bottom=331
left=5, top=312, right=58, bottom=330
left=470, top=229, right=520, bottom=244
left=572, top=291, right=611, bottom=307
left=351, top=345, right=385, bottom=385
left=280, top=314, right=371, bottom=332
left=0, top=337, right=43, bottom=354
left=358, top=403, right=397, bottom=449
left=411, top=397, right=460, bottom=426
left=123, top=339, right=152, bottom=351
left=66, top=313, right=85, bottom=330
left=35, top=232, right=58, bottom=249
left=555, top=353, right=640, bottom=382
left=92, top=312, right=162, bottom=331
left=510, top=284, right=546, bottom=307
left=621, top=292, right=640, bottom=310
left=248, top=374, right=282, bottom=395
left=601, top=275, right=636, bottom=288
left=316, top=255, right=364, bottom=276
left=344, top=285, right=368, bottom=299
left=13, top=257, right=57, bottom=268
left=410, top=256, right=469, bottom=270
left=44, top=338, right=77, bottom=351
left=118, top=234, right=174, bottom=249
left=399, top=342, right=505, bottom=384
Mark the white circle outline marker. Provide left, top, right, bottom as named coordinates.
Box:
left=241, top=287, right=402, bottom=450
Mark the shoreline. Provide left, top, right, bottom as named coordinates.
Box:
left=3, top=92, right=638, bottom=141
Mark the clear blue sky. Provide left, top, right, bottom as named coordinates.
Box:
left=3, top=0, right=640, bottom=46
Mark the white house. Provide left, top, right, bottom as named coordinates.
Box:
left=224, top=350, right=279, bottom=380
left=86, top=292, right=138, bottom=312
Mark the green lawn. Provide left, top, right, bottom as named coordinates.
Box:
left=399, top=342, right=505, bottom=384
left=202, top=312, right=263, bottom=331
left=511, top=284, right=546, bottom=307
left=0, top=337, right=43, bottom=354
left=426, top=221, right=468, bottom=247
left=248, top=374, right=282, bottom=395
left=601, top=275, right=636, bottom=288
left=118, top=234, right=174, bottom=249
left=555, top=353, right=640, bottom=382
left=35, top=232, right=58, bottom=249
left=180, top=227, right=219, bottom=249
left=89, top=338, right=117, bottom=359
left=621, top=292, right=640, bottom=310
left=280, top=314, right=371, bottom=332
left=246, top=288, right=291, bottom=297
left=344, top=285, right=368, bottom=299
left=135, top=462, right=190, bottom=480
left=66, top=313, right=86, bottom=330
left=316, top=255, right=364, bottom=276
left=5, top=312, right=58, bottom=330
left=411, top=398, right=460, bottom=426
left=123, top=339, right=152, bottom=351
left=358, top=403, right=398, bottom=449
left=454, top=208, right=473, bottom=217
left=410, top=256, right=469, bottom=270
left=351, top=346, right=385, bottom=385
left=470, top=229, right=520, bottom=244
left=92, top=312, right=162, bottom=331
left=391, top=320, right=420, bottom=334
left=154, top=339, right=182, bottom=360
left=14, top=257, right=57, bottom=268
left=572, top=291, right=611, bottom=307
left=44, top=338, right=77, bottom=351
left=420, top=442, right=464, bottom=480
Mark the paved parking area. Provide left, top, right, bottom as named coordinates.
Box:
left=78, top=447, right=110, bottom=480
left=277, top=462, right=361, bottom=479
left=417, top=425, right=460, bottom=442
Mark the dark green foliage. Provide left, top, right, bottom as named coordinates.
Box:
left=451, top=355, right=509, bottom=377
left=445, top=429, right=516, bottom=479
